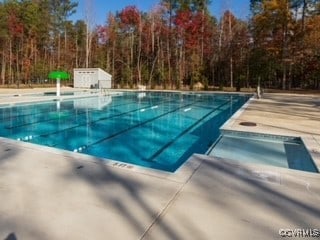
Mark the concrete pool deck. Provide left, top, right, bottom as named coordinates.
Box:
left=0, top=87, right=123, bottom=106
left=0, top=89, right=320, bottom=240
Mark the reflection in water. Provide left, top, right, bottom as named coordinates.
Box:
left=74, top=95, right=112, bottom=110
left=137, top=92, right=146, bottom=99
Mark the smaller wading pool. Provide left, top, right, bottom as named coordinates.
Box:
left=208, top=131, right=318, bottom=173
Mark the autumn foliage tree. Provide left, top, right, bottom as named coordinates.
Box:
left=250, top=0, right=320, bottom=89
left=0, top=0, right=319, bottom=90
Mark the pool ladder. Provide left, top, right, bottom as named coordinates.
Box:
left=100, top=88, right=109, bottom=96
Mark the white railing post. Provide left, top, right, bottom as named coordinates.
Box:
left=57, top=78, right=61, bottom=97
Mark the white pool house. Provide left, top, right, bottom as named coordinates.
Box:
left=73, top=68, right=112, bottom=89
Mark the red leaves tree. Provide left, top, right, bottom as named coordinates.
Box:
left=1, top=0, right=319, bottom=89
left=7, top=13, right=24, bottom=38
left=119, top=6, right=141, bottom=33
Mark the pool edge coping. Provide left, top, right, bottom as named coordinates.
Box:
left=0, top=136, right=202, bottom=184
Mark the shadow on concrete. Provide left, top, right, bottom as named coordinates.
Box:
left=4, top=233, right=17, bottom=240
left=191, top=156, right=320, bottom=230
left=57, top=149, right=320, bottom=239
left=0, top=142, right=20, bottom=165
left=126, top=154, right=320, bottom=239
left=61, top=154, right=183, bottom=240
left=1, top=139, right=320, bottom=239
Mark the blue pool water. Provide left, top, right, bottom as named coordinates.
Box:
left=209, top=132, right=318, bottom=173
left=0, top=92, right=250, bottom=172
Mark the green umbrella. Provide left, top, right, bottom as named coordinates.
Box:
left=48, top=71, right=70, bottom=97
left=48, top=71, right=70, bottom=80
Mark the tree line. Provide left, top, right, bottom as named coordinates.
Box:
left=0, top=0, right=319, bottom=90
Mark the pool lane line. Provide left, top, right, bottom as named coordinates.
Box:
left=35, top=97, right=187, bottom=138
left=3, top=98, right=231, bottom=147
left=4, top=94, right=176, bottom=128
left=144, top=100, right=232, bottom=162
left=1, top=106, right=57, bottom=122
left=15, top=97, right=237, bottom=155
left=1, top=92, right=212, bottom=127
left=11, top=96, right=226, bottom=145
left=4, top=100, right=144, bottom=130
left=74, top=99, right=206, bottom=151
left=29, top=96, right=182, bottom=147
left=36, top=104, right=155, bottom=138
left=0, top=92, right=160, bottom=123
left=2, top=96, right=149, bottom=128
left=34, top=96, right=226, bottom=141
left=39, top=97, right=202, bottom=139
left=3, top=95, right=173, bottom=130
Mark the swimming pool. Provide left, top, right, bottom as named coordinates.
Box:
left=209, top=131, right=318, bottom=173
left=0, top=92, right=250, bottom=172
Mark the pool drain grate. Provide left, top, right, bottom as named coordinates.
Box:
left=239, top=121, right=257, bottom=127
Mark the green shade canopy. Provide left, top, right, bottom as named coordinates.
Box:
left=48, top=71, right=70, bottom=80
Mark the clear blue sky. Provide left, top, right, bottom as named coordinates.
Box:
left=72, top=0, right=250, bottom=25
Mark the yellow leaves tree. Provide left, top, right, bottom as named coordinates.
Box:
left=251, top=0, right=294, bottom=89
